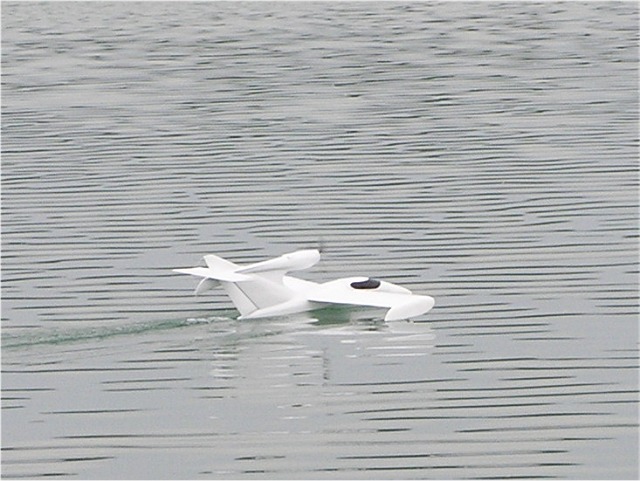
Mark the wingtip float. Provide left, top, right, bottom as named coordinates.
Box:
left=173, top=248, right=435, bottom=321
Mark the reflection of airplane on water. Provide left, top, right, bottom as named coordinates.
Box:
left=174, top=249, right=435, bottom=322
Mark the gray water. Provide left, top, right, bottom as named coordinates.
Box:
left=2, top=2, right=638, bottom=479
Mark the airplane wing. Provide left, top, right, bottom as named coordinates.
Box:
left=306, top=277, right=435, bottom=321
left=235, top=249, right=321, bottom=285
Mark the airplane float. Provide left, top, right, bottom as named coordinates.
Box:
left=174, top=249, right=435, bottom=321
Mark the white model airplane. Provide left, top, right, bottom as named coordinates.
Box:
left=174, top=249, right=435, bottom=321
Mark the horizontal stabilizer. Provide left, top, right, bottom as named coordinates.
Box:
left=172, top=267, right=249, bottom=282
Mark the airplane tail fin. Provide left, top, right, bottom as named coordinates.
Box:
left=202, top=254, right=239, bottom=272
left=173, top=254, right=246, bottom=295
left=174, top=252, right=298, bottom=318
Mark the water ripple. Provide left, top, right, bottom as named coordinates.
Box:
left=2, top=1, right=638, bottom=479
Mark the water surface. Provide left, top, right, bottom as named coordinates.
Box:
left=2, top=2, right=638, bottom=479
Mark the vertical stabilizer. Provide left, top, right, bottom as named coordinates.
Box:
left=220, top=276, right=295, bottom=317
left=174, top=250, right=318, bottom=319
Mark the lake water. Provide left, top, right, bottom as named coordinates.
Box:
left=2, top=2, right=638, bottom=479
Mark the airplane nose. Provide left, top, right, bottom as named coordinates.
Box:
left=385, top=296, right=435, bottom=322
